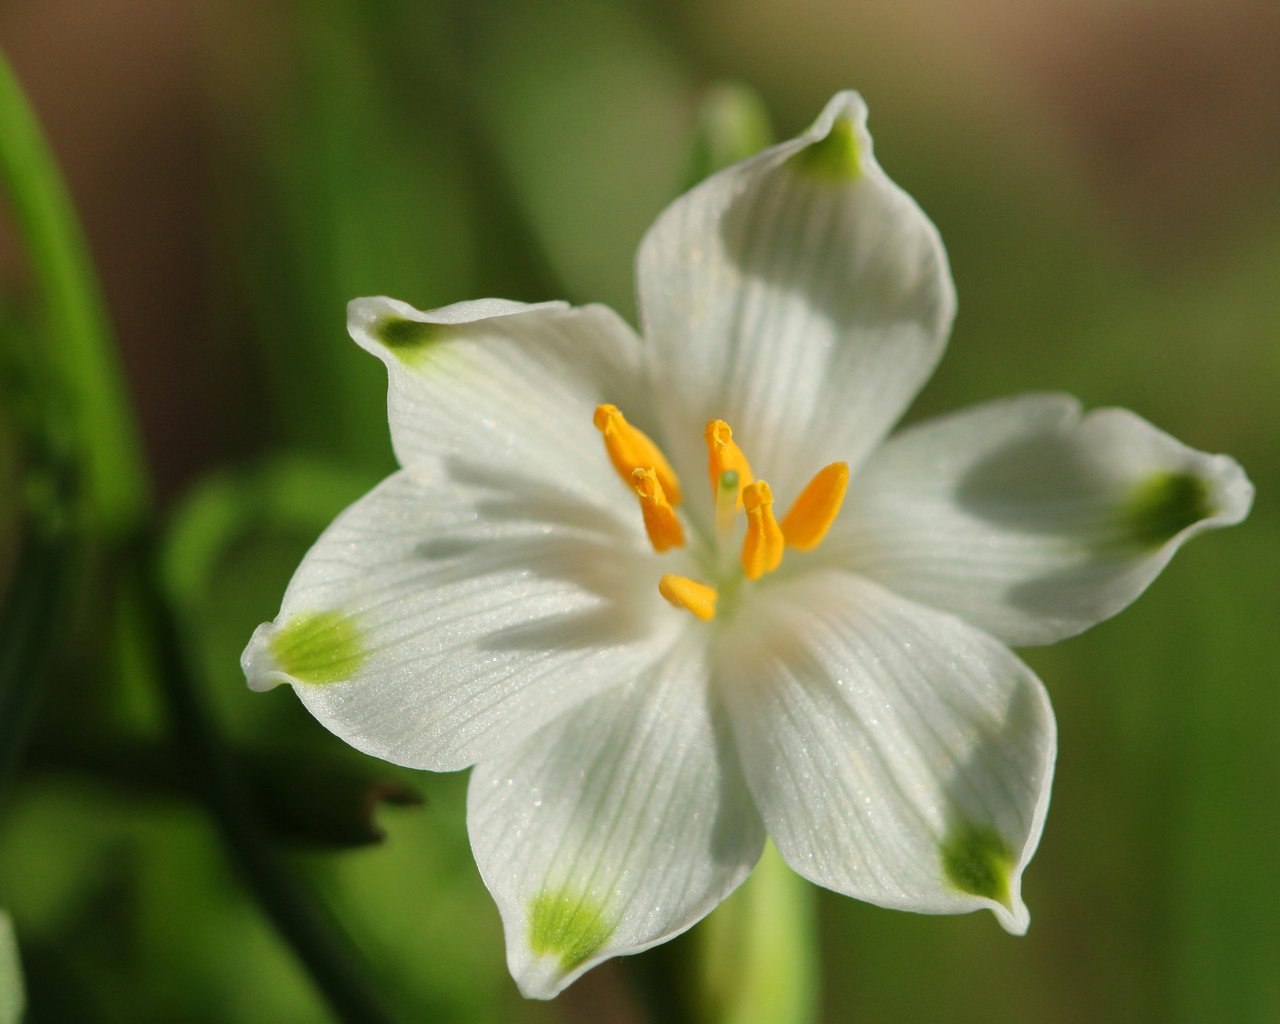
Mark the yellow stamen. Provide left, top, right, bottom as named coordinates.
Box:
left=595, top=404, right=682, bottom=505
left=780, top=462, right=849, bottom=551
left=658, top=574, right=718, bottom=621
left=741, top=480, right=784, bottom=580
left=632, top=468, right=685, bottom=552
left=705, top=420, right=754, bottom=505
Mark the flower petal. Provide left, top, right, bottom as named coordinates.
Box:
left=347, top=296, right=652, bottom=497
left=831, top=394, right=1254, bottom=645
left=468, top=639, right=764, bottom=998
left=636, top=91, right=954, bottom=509
left=717, top=571, right=1055, bottom=933
left=241, top=461, right=684, bottom=771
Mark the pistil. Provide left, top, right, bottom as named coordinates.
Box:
left=714, top=470, right=741, bottom=536
left=705, top=420, right=753, bottom=506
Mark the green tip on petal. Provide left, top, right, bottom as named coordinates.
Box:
left=269, top=611, right=365, bottom=685
left=941, top=822, right=1014, bottom=905
left=1122, top=470, right=1213, bottom=548
left=790, top=116, right=861, bottom=182
left=528, top=889, right=613, bottom=971
left=375, top=316, right=441, bottom=360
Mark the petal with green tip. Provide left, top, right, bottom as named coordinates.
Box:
left=789, top=114, right=861, bottom=181
left=241, top=460, right=684, bottom=771
left=527, top=890, right=612, bottom=971
left=830, top=395, right=1254, bottom=646
left=468, top=639, right=764, bottom=999
left=347, top=296, right=651, bottom=481
left=636, top=90, right=954, bottom=521
left=941, top=822, right=1015, bottom=904
left=267, top=611, right=365, bottom=685
left=720, top=571, right=1054, bottom=934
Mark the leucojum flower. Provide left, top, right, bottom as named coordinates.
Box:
left=242, top=92, right=1253, bottom=998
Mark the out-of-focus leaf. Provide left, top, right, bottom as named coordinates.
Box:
left=0, top=335, right=84, bottom=804
left=0, top=784, right=328, bottom=1022
left=212, top=3, right=479, bottom=471
left=250, top=748, right=422, bottom=849
left=159, top=455, right=379, bottom=739
left=463, top=0, right=691, bottom=315
left=161, top=456, right=376, bottom=614
left=26, top=735, right=422, bottom=850
left=0, top=48, right=147, bottom=534
left=325, top=773, right=522, bottom=1024
left=0, top=911, right=23, bottom=1024
left=685, top=81, right=774, bottom=187
left=1169, top=528, right=1280, bottom=1024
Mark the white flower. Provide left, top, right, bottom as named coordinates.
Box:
left=241, top=92, right=1253, bottom=999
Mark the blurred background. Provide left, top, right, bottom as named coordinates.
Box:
left=1, top=0, right=1277, bottom=1021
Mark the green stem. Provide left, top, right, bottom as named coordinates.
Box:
left=0, top=350, right=83, bottom=804
left=695, top=842, right=820, bottom=1024
left=0, top=462, right=81, bottom=805
left=137, top=545, right=395, bottom=1024
left=0, top=47, right=148, bottom=534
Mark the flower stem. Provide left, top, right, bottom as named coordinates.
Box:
left=695, top=842, right=820, bottom=1024
left=0, top=438, right=81, bottom=806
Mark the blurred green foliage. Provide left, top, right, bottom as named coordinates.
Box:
left=1, top=0, right=1277, bottom=1021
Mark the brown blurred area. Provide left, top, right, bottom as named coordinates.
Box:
left=679, top=0, right=1280, bottom=254
left=0, top=0, right=260, bottom=500
left=1009, top=0, right=1280, bottom=251
left=2, top=0, right=1277, bottom=492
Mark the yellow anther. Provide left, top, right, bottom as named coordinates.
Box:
left=658, top=574, right=718, bottom=621
left=632, top=468, right=685, bottom=552
left=780, top=462, right=849, bottom=551
left=595, top=404, right=682, bottom=505
left=705, top=420, right=754, bottom=504
left=741, top=480, right=784, bottom=580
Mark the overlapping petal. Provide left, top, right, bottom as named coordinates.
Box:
left=347, top=296, right=653, bottom=496
left=242, top=460, right=683, bottom=771
left=717, top=571, right=1055, bottom=933
left=637, top=91, right=954, bottom=510
left=468, top=638, right=764, bottom=999
left=830, top=394, right=1255, bottom=645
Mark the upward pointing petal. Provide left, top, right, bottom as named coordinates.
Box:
left=637, top=92, right=954, bottom=508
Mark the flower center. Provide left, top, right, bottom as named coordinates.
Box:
left=594, top=405, right=849, bottom=622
